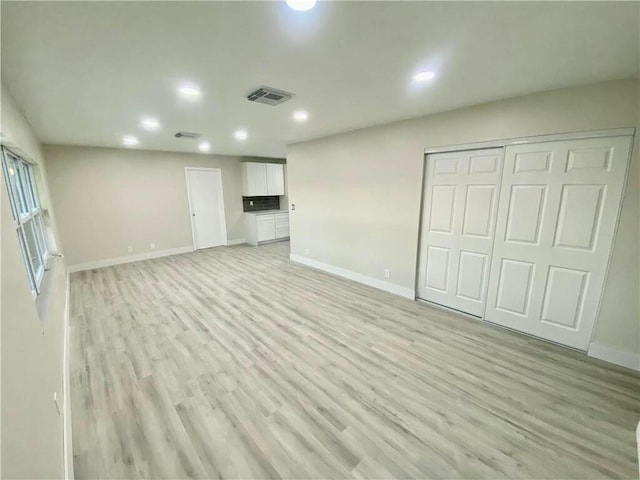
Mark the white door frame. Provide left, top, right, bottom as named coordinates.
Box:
left=416, top=127, right=636, bottom=346
left=184, top=167, right=228, bottom=250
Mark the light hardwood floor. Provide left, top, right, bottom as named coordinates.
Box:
left=70, top=241, right=640, bottom=479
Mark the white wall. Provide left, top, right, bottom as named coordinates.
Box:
left=1, top=83, right=67, bottom=478
left=287, top=79, right=639, bottom=360
left=43, top=145, right=281, bottom=268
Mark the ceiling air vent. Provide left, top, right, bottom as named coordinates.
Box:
left=247, top=86, right=294, bottom=106
left=174, top=131, right=201, bottom=139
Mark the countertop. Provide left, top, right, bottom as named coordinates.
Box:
left=244, top=209, right=289, bottom=216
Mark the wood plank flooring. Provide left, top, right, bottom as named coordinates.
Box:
left=70, top=241, right=640, bottom=479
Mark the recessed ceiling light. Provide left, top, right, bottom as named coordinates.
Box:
left=234, top=129, right=248, bottom=141
left=293, top=111, right=308, bottom=122
left=413, top=71, right=436, bottom=82
left=178, top=84, right=201, bottom=98
left=140, top=118, right=160, bottom=131
left=122, top=135, right=139, bottom=146
left=198, top=141, right=211, bottom=152
left=286, top=0, right=317, bottom=11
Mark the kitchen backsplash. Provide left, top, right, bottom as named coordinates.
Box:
left=243, top=196, right=280, bottom=212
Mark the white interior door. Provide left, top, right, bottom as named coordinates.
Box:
left=186, top=168, right=227, bottom=250
left=417, top=148, right=504, bottom=316
left=485, top=136, right=633, bottom=350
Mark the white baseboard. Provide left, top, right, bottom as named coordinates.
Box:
left=588, top=342, right=640, bottom=371
left=226, top=238, right=246, bottom=246
left=68, top=246, right=193, bottom=273
left=290, top=254, right=415, bottom=300
left=63, top=273, right=74, bottom=479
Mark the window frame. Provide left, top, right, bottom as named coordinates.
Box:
left=1, top=147, right=49, bottom=295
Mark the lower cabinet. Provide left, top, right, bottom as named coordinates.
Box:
left=274, top=213, right=290, bottom=239
left=245, top=212, right=290, bottom=245
left=257, top=216, right=276, bottom=242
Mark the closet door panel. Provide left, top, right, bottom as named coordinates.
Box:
left=417, top=148, right=504, bottom=316
left=485, top=135, right=632, bottom=350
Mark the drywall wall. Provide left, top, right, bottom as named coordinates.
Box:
left=287, top=79, right=640, bottom=359
left=1, top=83, right=67, bottom=478
left=43, top=145, right=281, bottom=268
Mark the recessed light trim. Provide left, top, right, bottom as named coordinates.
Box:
left=198, top=141, right=211, bottom=152
left=286, top=0, right=317, bottom=11
left=413, top=71, right=436, bottom=82
left=178, top=84, right=202, bottom=98
left=234, top=129, right=248, bottom=141
left=293, top=110, right=308, bottom=122
left=122, top=135, right=139, bottom=146
left=140, top=118, right=160, bottom=131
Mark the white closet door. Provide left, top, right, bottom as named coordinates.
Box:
left=485, top=136, right=632, bottom=350
left=417, top=148, right=503, bottom=316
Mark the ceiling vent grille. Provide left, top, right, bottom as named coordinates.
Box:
left=174, top=131, right=202, bottom=139
left=247, top=86, right=294, bottom=106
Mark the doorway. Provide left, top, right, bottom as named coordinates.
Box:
left=185, top=167, right=227, bottom=250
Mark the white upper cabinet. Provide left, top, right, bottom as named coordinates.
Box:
left=242, top=163, right=268, bottom=196
left=242, top=162, right=285, bottom=196
left=266, top=164, right=285, bottom=195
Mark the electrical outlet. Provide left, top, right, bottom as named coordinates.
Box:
left=305, top=248, right=309, bottom=255
left=384, top=268, right=390, bottom=279
left=150, top=243, right=155, bottom=250
left=127, top=246, right=133, bottom=253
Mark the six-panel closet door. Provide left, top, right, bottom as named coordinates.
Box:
left=418, top=134, right=632, bottom=350
left=484, top=136, right=633, bottom=350
left=417, top=148, right=504, bottom=317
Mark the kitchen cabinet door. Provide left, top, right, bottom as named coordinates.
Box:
left=256, top=215, right=276, bottom=241
left=266, top=164, right=285, bottom=195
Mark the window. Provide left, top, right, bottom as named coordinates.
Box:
left=2, top=147, right=49, bottom=293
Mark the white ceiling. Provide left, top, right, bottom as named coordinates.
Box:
left=2, top=1, right=638, bottom=158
